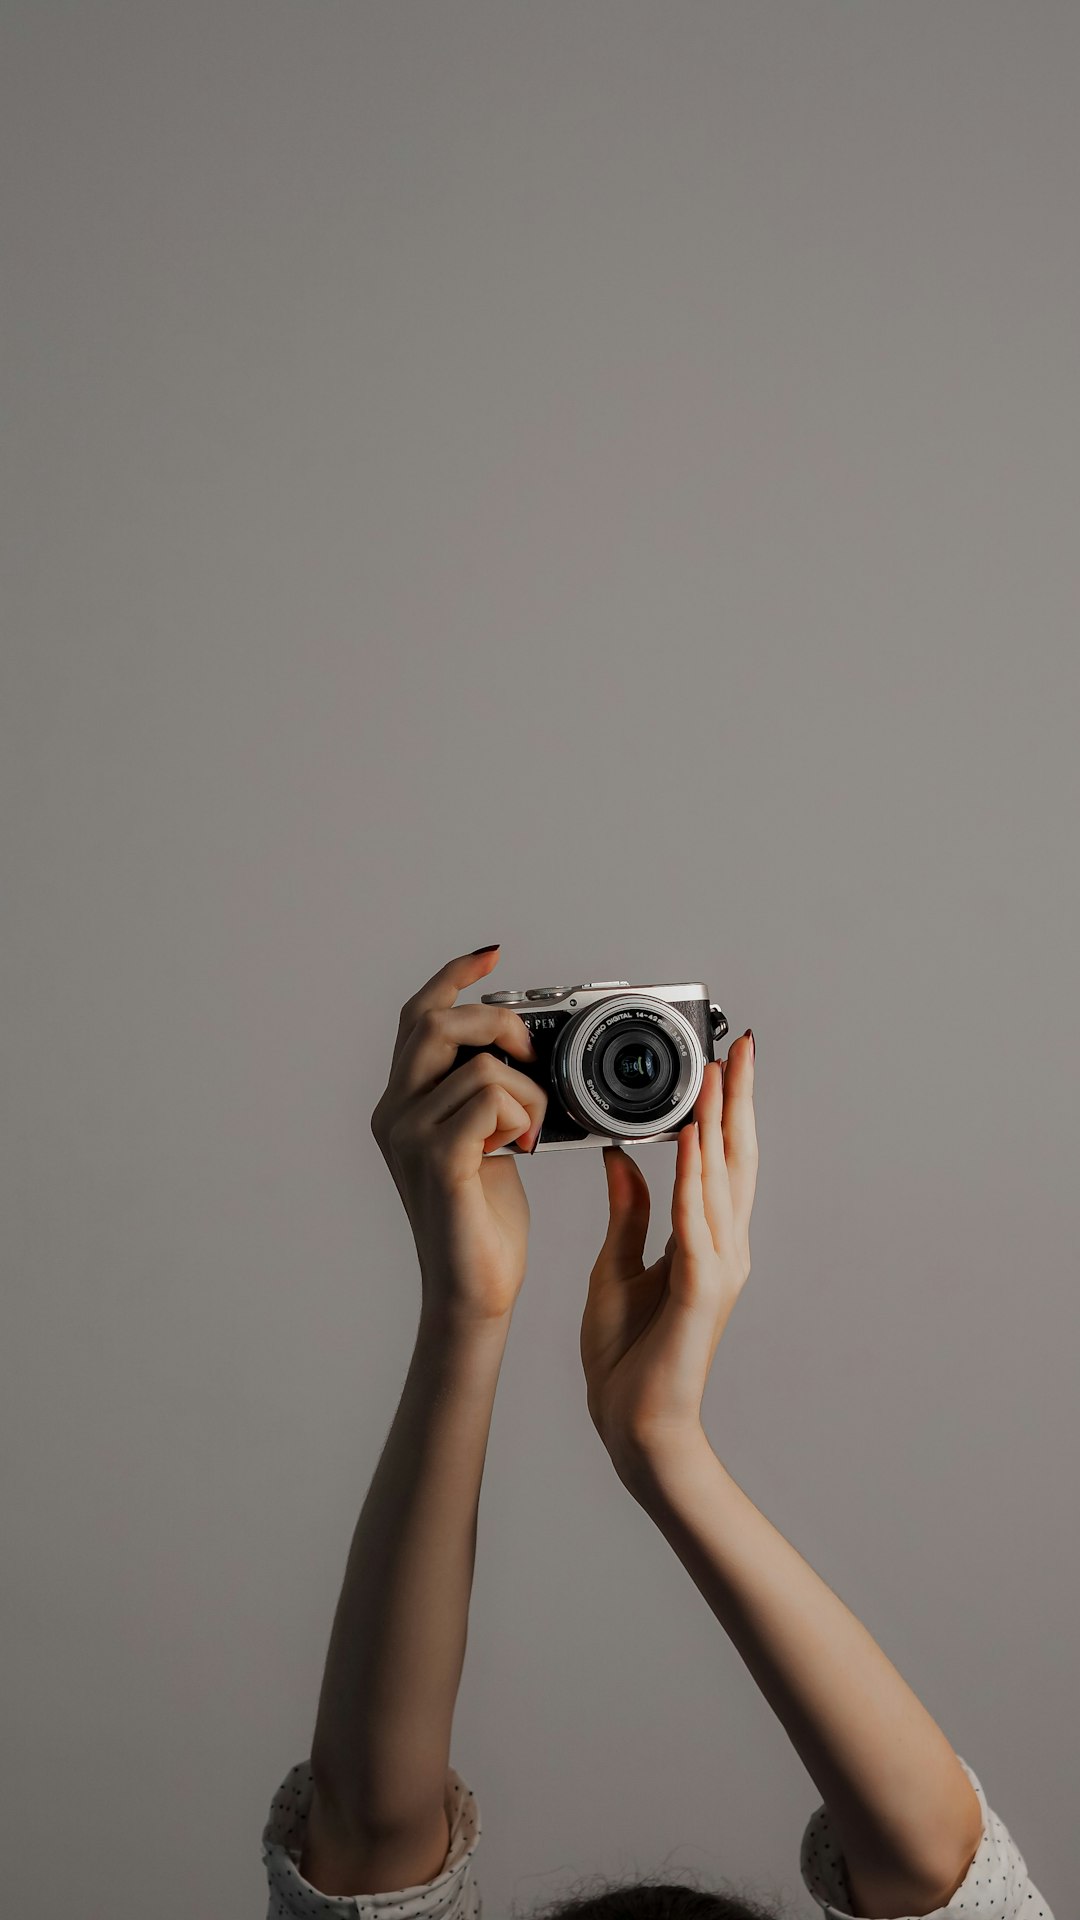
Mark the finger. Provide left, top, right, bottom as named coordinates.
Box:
left=425, top=1084, right=535, bottom=1183
left=409, top=1049, right=547, bottom=1147
left=720, top=1031, right=758, bottom=1244
left=392, top=944, right=503, bottom=1068
left=670, top=1122, right=716, bottom=1266
left=391, top=1002, right=538, bottom=1100
left=592, top=1145, right=651, bottom=1280
left=695, top=1062, right=736, bottom=1251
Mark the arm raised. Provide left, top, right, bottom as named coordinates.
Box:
left=582, top=1041, right=982, bottom=1920
left=300, top=1311, right=509, bottom=1894
left=619, top=1430, right=982, bottom=1920
left=299, top=945, right=544, bottom=1894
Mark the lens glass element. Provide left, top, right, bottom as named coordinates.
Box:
left=592, top=1026, right=677, bottom=1111
left=612, top=1042, right=660, bottom=1089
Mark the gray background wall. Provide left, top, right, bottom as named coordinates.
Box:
left=2, top=5, right=1077, bottom=1916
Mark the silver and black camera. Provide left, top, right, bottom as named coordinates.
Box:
left=453, top=980, right=730, bottom=1153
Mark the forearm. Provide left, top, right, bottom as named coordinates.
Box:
left=622, top=1432, right=982, bottom=1915
left=307, top=1306, right=509, bottom=1836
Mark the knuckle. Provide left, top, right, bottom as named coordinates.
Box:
left=503, top=1092, right=531, bottom=1130
left=417, top=1007, right=443, bottom=1041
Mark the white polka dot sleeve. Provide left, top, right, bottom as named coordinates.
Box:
left=799, top=1756, right=1054, bottom=1920
left=262, top=1758, right=483, bottom=1920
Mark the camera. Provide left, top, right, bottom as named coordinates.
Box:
left=452, top=979, right=730, bottom=1153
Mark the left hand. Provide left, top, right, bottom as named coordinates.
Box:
left=370, top=946, right=549, bottom=1325
left=580, top=1040, right=758, bottom=1466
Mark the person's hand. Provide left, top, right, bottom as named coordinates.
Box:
left=370, top=946, right=548, bottom=1328
left=580, top=1034, right=758, bottom=1471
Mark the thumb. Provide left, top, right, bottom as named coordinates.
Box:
left=595, top=1145, right=651, bottom=1277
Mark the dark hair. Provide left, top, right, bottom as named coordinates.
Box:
left=513, top=1867, right=793, bottom=1920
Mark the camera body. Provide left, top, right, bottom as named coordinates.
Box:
left=453, top=979, right=729, bottom=1153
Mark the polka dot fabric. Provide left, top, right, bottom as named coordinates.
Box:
left=262, top=1758, right=482, bottom=1919
left=262, top=1751, right=1053, bottom=1920
left=800, top=1756, right=1055, bottom=1920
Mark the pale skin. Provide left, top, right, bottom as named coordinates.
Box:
left=297, top=946, right=984, bottom=1916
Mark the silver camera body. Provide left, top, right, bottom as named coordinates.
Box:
left=454, top=979, right=730, bottom=1153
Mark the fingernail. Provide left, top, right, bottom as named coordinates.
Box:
left=744, top=1028, right=755, bottom=1060
left=529, top=1128, right=542, bottom=1154
left=471, top=943, right=501, bottom=954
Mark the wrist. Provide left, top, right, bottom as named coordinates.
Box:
left=415, top=1302, right=512, bottom=1371
left=610, top=1424, right=718, bottom=1506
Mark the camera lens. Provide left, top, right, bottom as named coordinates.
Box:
left=594, top=1027, right=677, bottom=1110
left=552, top=995, right=705, bottom=1140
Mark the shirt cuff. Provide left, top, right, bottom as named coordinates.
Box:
left=262, top=1757, right=482, bottom=1919
left=799, top=1756, right=1049, bottom=1920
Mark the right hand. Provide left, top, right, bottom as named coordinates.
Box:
left=369, top=946, right=549, bottom=1328
left=579, top=1035, right=758, bottom=1471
